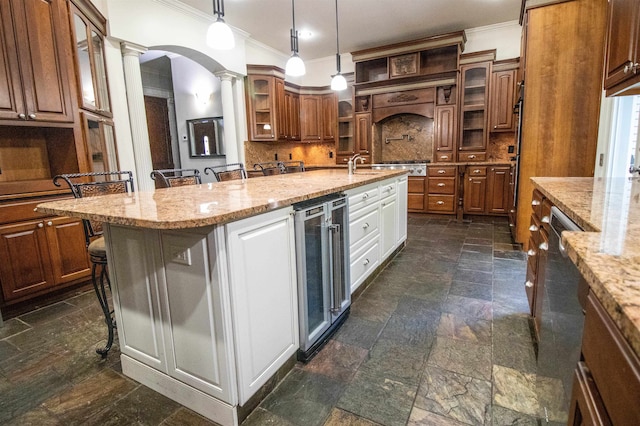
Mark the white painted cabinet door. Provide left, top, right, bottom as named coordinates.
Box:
left=159, top=230, right=235, bottom=404
left=380, top=194, right=398, bottom=260
left=106, top=225, right=166, bottom=369
left=398, top=176, right=408, bottom=244
left=225, top=207, right=298, bottom=405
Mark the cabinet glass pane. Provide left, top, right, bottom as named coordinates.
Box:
left=103, top=122, right=118, bottom=172
left=86, top=117, right=106, bottom=174
left=91, top=30, right=110, bottom=113
left=303, top=215, right=326, bottom=334
left=73, top=15, right=95, bottom=109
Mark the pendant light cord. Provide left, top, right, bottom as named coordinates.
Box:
left=334, top=0, right=341, bottom=72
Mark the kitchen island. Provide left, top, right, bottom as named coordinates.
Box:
left=530, top=176, right=640, bottom=424
left=37, top=169, right=408, bottom=426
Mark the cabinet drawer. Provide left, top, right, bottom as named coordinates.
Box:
left=568, top=362, right=611, bottom=426
left=428, top=178, right=455, bottom=194
left=540, top=198, right=553, bottom=229
left=459, top=152, right=486, bottom=162
left=379, top=181, right=397, bottom=199
left=350, top=239, right=380, bottom=293
left=348, top=185, right=379, bottom=214
left=349, top=206, right=379, bottom=250
left=0, top=196, right=71, bottom=224
left=428, top=166, right=456, bottom=177
left=467, top=166, right=487, bottom=177
left=427, top=195, right=455, bottom=212
left=408, top=176, right=425, bottom=193
left=435, top=152, right=453, bottom=162
left=582, top=294, right=640, bottom=425
left=531, top=189, right=544, bottom=218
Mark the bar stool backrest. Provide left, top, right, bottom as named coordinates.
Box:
left=150, top=168, right=201, bottom=188
left=254, top=161, right=285, bottom=176
left=204, top=163, right=248, bottom=182
left=53, top=171, right=135, bottom=246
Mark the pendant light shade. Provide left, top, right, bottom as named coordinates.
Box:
left=207, top=0, right=234, bottom=50
left=285, top=0, right=305, bottom=76
left=330, top=0, right=346, bottom=90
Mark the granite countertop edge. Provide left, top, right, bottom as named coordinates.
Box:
left=530, top=176, right=640, bottom=359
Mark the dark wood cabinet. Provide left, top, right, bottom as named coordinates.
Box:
left=0, top=215, right=90, bottom=303
left=275, top=78, right=287, bottom=140
left=603, top=0, right=640, bottom=96
left=486, top=165, right=510, bottom=214
left=246, top=74, right=278, bottom=141
left=284, top=90, right=300, bottom=141
left=568, top=362, right=612, bottom=426
left=434, top=105, right=456, bottom=162
left=300, top=95, right=322, bottom=142
left=426, top=166, right=457, bottom=214
left=407, top=176, right=426, bottom=212
left=0, top=0, right=75, bottom=124
left=464, top=176, right=486, bottom=213
left=489, top=64, right=518, bottom=132
left=459, top=60, right=491, bottom=158
left=321, top=93, right=337, bottom=142
left=354, top=112, right=371, bottom=161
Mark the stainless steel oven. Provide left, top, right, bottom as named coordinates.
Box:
left=294, top=194, right=350, bottom=362
left=535, top=206, right=586, bottom=423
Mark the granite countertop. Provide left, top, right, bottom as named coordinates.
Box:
left=530, top=176, right=640, bottom=358
left=37, top=169, right=407, bottom=230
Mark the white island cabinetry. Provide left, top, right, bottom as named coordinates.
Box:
left=106, top=206, right=297, bottom=425
left=347, top=175, right=408, bottom=294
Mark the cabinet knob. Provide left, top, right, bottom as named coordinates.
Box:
left=527, top=249, right=536, bottom=257
left=437, top=183, right=445, bottom=187
left=362, top=222, right=370, bottom=229
left=37, top=223, right=44, bottom=228
left=539, top=242, right=548, bottom=251
left=473, top=169, right=481, bottom=174
left=363, top=258, right=370, bottom=266
left=525, top=280, right=534, bottom=288
left=494, top=125, right=497, bottom=129
left=18, top=113, right=26, bottom=120
left=541, top=215, right=550, bottom=224
left=468, top=155, right=476, bottom=159
left=362, top=193, right=369, bottom=200
left=624, top=61, right=633, bottom=74
left=529, top=225, right=539, bottom=232
left=531, top=200, right=541, bottom=206
left=47, top=221, right=53, bottom=226
left=28, top=113, right=36, bottom=120
left=436, top=201, right=444, bottom=205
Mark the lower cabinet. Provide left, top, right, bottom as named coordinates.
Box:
left=0, top=216, right=90, bottom=303
left=106, top=207, right=298, bottom=424
left=346, top=176, right=408, bottom=293
left=463, top=165, right=510, bottom=215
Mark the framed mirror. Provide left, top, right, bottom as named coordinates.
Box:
left=188, top=117, right=225, bottom=157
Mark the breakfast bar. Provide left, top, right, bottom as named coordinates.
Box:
left=36, top=169, right=408, bottom=426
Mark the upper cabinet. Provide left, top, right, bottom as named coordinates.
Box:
left=490, top=59, right=519, bottom=133
left=603, top=0, right=640, bottom=96
left=352, top=32, right=465, bottom=86
left=0, top=0, right=75, bottom=124
left=459, top=53, right=493, bottom=158
left=246, top=72, right=278, bottom=141
left=69, top=0, right=111, bottom=117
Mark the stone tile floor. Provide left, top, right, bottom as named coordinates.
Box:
left=0, top=214, right=552, bottom=425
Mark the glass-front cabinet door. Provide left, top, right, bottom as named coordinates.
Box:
left=70, top=2, right=111, bottom=116
left=81, top=111, right=118, bottom=175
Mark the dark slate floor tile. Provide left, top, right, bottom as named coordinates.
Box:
left=494, top=250, right=527, bottom=261
left=458, top=250, right=493, bottom=264
left=4, top=407, right=63, bottom=426
left=427, top=337, right=492, bottom=381
left=322, top=408, right=379, bottom=425
left=163, top=407, right=223, bottom=426
left=462, top=243, right=494, bottom=254
left=449, top=280, right=492, bottom=302
left=452, top=269, right=493, bottom=286
left=493, top=337, right=537, bottom=374
left=442, top=295, right=493, bottom=321
left=302, top=339, right=368, bottom=383
left=333, top=316, right=385, bottom=350
left=457, top=258, right=493, bottom=273
left=0, top=340, right=20, bottom=360
left=110, top=385, right=181, bottom=425
left=436, top=312, right=492, bottom=345
left=408, top=406, right=469, bottom=425
left=360, top=339, right=427, bottom=386
left=19, top=302, right=78, bottom=327
left=0, top=318, right=31, bottom=340
left=490, top=405, right=538, bottom=426
left=403, top=280, right=450, bottom=307
left=261, top=368, right=343, bottom=426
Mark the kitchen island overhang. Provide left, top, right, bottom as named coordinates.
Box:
left=36, top=169, right=408, bottom=426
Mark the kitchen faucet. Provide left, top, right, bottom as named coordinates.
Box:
left=348, top=153, right=365, bottom=175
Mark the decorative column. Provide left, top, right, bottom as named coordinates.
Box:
left=232, top=77, right=248, bottom=166
left=121, top=42, right=154, bottom=192
left=215, top=71, right=241, bottom=164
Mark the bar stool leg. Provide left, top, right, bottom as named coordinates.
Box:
left=91, top=255, right=116, bottom=358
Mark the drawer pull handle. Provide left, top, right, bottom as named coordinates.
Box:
left=38, top=223, right=44, bottom=228
left=437, top=183, right=445, bottom=187
left=539, top=242, right=548, bottom=251
left=438, top=170, right=446, bottom=174
left=525, top=280, right=534, bottom=288
left=541, top=216, right=550, bottom=224
left=363, top=258, right=370, bottom=266
left=436, top=201, right=444, bottom=205
left=527, top=249, right=536, bottom=257
left=473, top=169, right=481, bottom=174
left=468, top=155, right=476, bottom=159
left=531, top=200, right=541, bottom=206
left=363, top=222, right=370, bottom=229
left=529, top=225, right=538, bottom=232
left=440, top=155, right=448, bottom=160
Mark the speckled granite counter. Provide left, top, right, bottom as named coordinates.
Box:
left=36, top=169, right=407, bottom=229
left=531, top=176, right=640, bottom=358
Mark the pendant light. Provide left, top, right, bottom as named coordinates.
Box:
left=330, top=0, right=347, bottom=90
left=207, top=0, right=235, bottom=50
left=285, top=0, right=306, bottom=76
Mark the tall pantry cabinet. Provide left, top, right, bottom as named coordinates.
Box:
left=515, top=0, right=607, bottom=247
left=0, top=0, right=114, bottom=311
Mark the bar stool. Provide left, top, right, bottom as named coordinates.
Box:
left=53, top=171, right=135, bottom=357
left=281, top=160, right=305, bottom=173
left=254, top=161, right=285, bottom=176
left=150, top=168, right=201, bottom=188
left=204, top=163, right=247, bottom=182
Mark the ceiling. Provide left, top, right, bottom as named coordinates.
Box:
left=179, top=0, right=523, bottom=60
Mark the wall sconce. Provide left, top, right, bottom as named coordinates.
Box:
left=195, top=91, right=211, bottom=105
